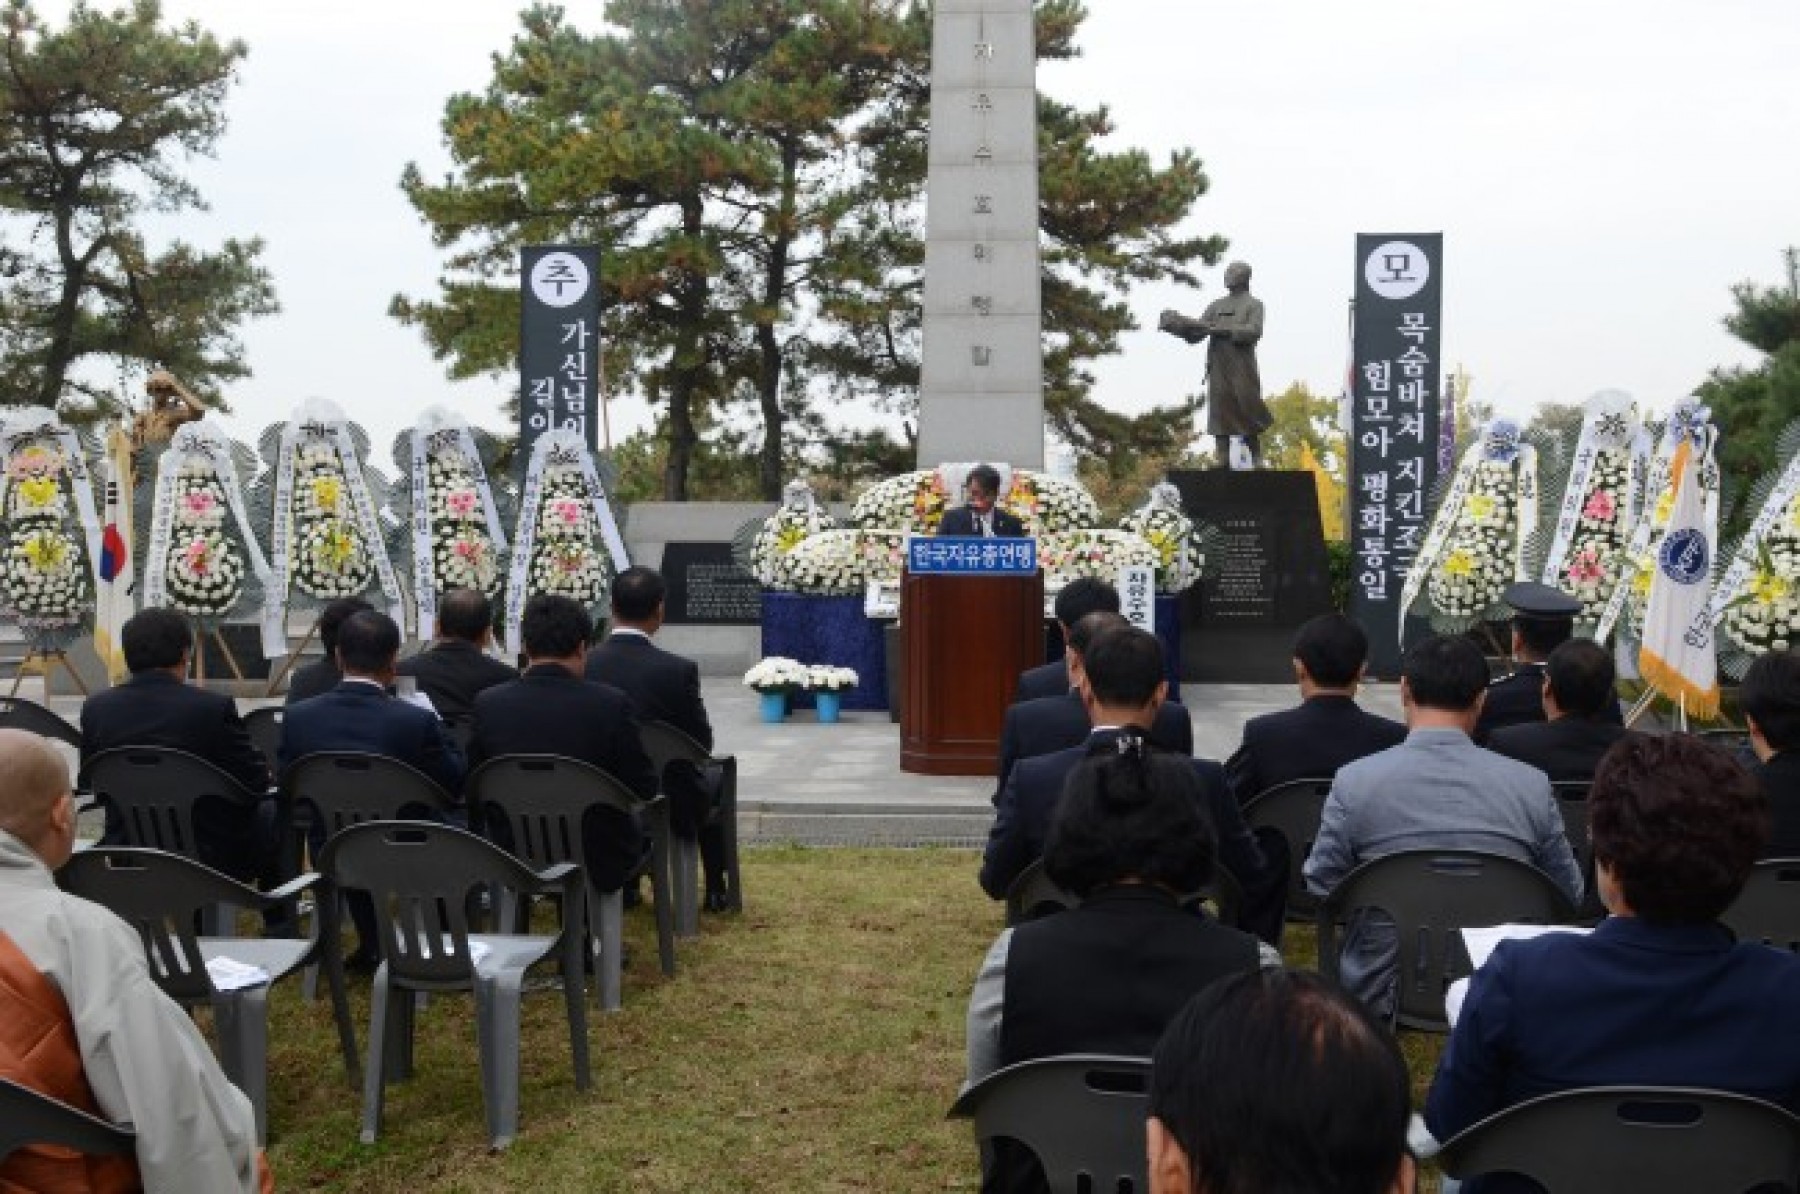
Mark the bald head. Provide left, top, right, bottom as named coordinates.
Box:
left=0, top=728, right=75, bottom=860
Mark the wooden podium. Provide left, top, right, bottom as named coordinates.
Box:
left=900, top=569, right=1044, bottom=776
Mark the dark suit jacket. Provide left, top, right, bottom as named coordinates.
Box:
left=80, top=670, right=270, bottom=794
left=1475, top=662, right=1624, bottom=741
left=1758, top=749, right=1800, bottom=858
left=1485, top=716, right=1634, bottom=784
left=278, top=679, right=466, bottom=796
left=1224, top=694, right=1406, bottom=804
left=995, top=694, right=1192, bottom=802
left=1426, top=917, right=1800, bottom=1187
left=980, top=729, right=1270, bottom=924
left=284, top=658, right=342, bottom=705
left=396, top=639, right=517, bottom=724
left=1013, top=659, right=1069, bottom=703
left=585, top=631, right=714, bottom=837
left=937, top=505, right=1025, bottom=538
left=470, top=664, right=657, bottom=889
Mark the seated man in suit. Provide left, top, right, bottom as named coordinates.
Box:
left=1013, top=577, right=1119, bottom=703
left=395, top=587, right=517, bottom=725
left=1476, top=581, right=1622, bottom=741
left=1149, top=970, right=1415, bottom=1194
left=280, top=609, right=466, bottom=970
left=0, top=729, right=273, bottom=1192
left=1425, top=734, right=1800, bottom=1188
left=936, top=463, right=1025, bottom=539
left=995, top=611, right=1192, bottom=803
left=1486, top=637, right=1633, bottom=783
left=80, top=607, right=278, bottom=888
left=1224, top=612, right=1406, bottom=805
left=1739, top=647, right=1800, bottom=856
left=981, top=625, right=1278, bottom=943
left=472, top=594, right=658, bottom=893
left=283, top=596, right=373, bottom=704
left=1304, top=633, right=1583, bottom=1017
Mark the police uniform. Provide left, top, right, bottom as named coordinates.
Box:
left=1475, top=582, right=1622, bottom=742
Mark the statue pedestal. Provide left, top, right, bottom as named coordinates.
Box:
left=1168, top=470, right=1333, bottom=682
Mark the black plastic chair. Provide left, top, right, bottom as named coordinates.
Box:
left=0, top=1077, right=136, bottom=1168
left=640, top=719, right=743, bottom=932
left=1003, top=859, right=1244, bottom=930
left=317, top=821, right=590, bottom=1150
left=0, top=694, right=81, bottom=748
left=1437, top=1086, right=1800, bottom=1193
left=466, top=754, right=676, bottom=1011
left=1721, top=858, right=1800, bottom=953
left=948, top=1055, right=1152, bottom=1194
left=1550, top=780, right=1606, bottom=921
left=1317, top=849, right=1578, bottom=1032
left=1240, top=777, right=1333, bottom=921
left=58, top=847, right=349, bottom=1143
left=241, top=706, right=283, bottom=774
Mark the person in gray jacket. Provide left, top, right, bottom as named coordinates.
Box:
left=1303, top=633, right=1582, bottom=1016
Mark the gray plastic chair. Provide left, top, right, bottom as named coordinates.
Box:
left=466, top=755, right=676, bottom=1012
left=317, top=820, right=590, bottom=1150
left=948, top=1055, right=1152, bottom=1194
left=279, top=750, right=458, bottom=837
left=1437, top=1086, right=1800, bottom=1193
left=241, top=706, right=283, bottom=774
left=0, top=694, right=81, bottom=748
left=640, top=719, right=743, bottom=934
left=1241, top=777, right=1333, bottom=921
left=1721, top=858, right=1800, bottom=953
left=1317, top=849, right=1578, bottom=1032
left=57, top=847, right=340, bottom=1144
left=0, top=1077, right=136, bottom=1166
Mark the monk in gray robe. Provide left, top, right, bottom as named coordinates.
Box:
left=1160, top=261, right=1272, bottom=466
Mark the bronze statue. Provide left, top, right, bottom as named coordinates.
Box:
left=132, top=369, right=208, bottom=451
left=1160, top=261, right=1271, bottom=468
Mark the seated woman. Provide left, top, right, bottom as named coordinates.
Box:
left=1425, top=732, right=1800, bottom=1187
left=965, top=735, right=1275, bottom=1193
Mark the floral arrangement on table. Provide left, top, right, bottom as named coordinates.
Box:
left=1037, top=529, right=1162, bottom=588
left=806, top=664, right=860, bottom=692
left=143, top=424, right=267, bottom=621
left=1536, top=393, right=1648, bottom=634
left=743, top=655, right=811, bottom=695
left=748, top=478, right=838, bottom=586
left=258, top=401, right=406, bottom=662
left=1712, top=420, right=1800, bottom=672
left=503, top=429, right=630, bottom=657
left=1402, top=420, right=1541, bottom=633
left=1117, top=482, right=1206, bottom=592
left=1595, top=402, right=1720, bottom=644
left=0, top=415, right=98, bottom=645
left=848, top=466, right=1101, bottom=536
left=774, top=529, right=907, bottom=595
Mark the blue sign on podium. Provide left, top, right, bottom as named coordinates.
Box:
left=906, top=535, right=1038, bottom=575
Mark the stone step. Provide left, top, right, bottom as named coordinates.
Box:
left=738, top=804, right=991, bottom=848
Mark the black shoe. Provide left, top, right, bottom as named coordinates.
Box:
left=621, top=880, right=643, bottom=910
left=343, top=948, right=380, bottom=976
left=703, top=889, right=733, bottom=914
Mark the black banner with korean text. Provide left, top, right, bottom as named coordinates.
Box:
left=1349, top=233, right=1443, bottom=677
left=518, top=245, right=601, bottom=476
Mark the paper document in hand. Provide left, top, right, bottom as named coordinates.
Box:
left=1460, top=923, right=1590, bottom=971
left=205, top=956, right=272, bottom=991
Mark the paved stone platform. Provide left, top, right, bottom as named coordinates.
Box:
left=28, top=676, right=1407, bottom=848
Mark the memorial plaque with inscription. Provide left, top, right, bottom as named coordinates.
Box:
left=1169, top=470, right=1333, bottom=682
left=661, top=542, right=763, bottom=626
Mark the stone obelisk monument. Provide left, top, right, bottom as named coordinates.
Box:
left=915, top=0, right=1045, bottom=469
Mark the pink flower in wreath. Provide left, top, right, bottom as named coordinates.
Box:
left=453, top=538, right=486, bottom=563
left=1566, top=547, right=1604, bottom=584
left=548, top=497, right=584, bottom=529
left=444, top=488, right=479, bottom=518
left=181, top=490, right=218, bottom=520
left=1581, top=489, right=1616, bottom=522
left=181, top=539, right=213, bottom=575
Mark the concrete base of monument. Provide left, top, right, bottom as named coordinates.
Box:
left=1168, top=469, right=1335, bottom=684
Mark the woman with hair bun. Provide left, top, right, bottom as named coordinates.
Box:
left=965, top=734, right=1276, bottom=1194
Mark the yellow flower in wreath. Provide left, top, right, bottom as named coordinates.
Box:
left=16, top=477, right=58, bottom=509
left=22, top=531, right=67, bottom=572
left=1751, top=569, right=1790, bottom=606
left=1466, top=493, right=1497, bottom=522
left=316, top=525, right=357, bottom=570
left=1442, top=549, right=1476, bottom=578
left=310, top=475, right=344, bottom=512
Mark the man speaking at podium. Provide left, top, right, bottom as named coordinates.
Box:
left=936, top=464, right=1025, bottom=538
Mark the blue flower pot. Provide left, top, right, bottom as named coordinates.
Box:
left=759, top=691, right=788, bottom=723
left=815, top=691, right=842, bottom=724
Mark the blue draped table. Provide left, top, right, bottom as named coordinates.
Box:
left=759, top=591, right=1184, bottom=712
left=761, top=593, right=889, bottom=711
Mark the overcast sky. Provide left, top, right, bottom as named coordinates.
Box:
left=32, top=1, right=1800, bottom=472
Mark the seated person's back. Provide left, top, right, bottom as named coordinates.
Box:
left=394, top=587, right=516, bottom=724
left=1425, top=733, right=1800, bottom=1192
left=1741, top=647, right=1800, bottom=856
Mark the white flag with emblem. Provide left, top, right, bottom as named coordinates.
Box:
left=1637, top=430, right=1720, bottom=719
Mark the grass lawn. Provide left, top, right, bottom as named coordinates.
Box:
left=256, top=847, right=1448, bottom=1192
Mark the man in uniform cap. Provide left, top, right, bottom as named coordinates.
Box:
left=1474, top=581, right=1621, bottom=742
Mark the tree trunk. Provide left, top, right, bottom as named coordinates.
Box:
left=661, top=198, right=707, bottom=502
left=36, top=203, right=88, bottom=410
left=756, top=145, right=799, bottom=501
